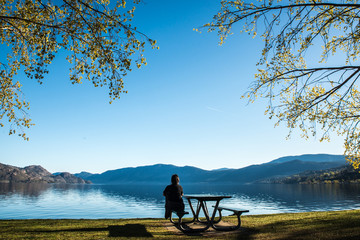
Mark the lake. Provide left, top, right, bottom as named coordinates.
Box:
left=1, top=182, right=360, bottom=219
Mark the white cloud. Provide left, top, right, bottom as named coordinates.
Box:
left=206, top=106, right=223, bottom=113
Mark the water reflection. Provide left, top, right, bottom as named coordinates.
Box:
left=0, top=183, right=359, bottom=219
left=0, top=182, right=51, bottom=197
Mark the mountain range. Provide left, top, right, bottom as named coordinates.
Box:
left=75, top=154, right=347, bottom=184
left=269, top=154, right=345, bottom=163
left=0, top=163, right=91, bottom=184
left=1, top=154, right=348, bottom=184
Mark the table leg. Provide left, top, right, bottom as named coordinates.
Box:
left=191, top=200, right=211, bottom=223
left=178, top=199, right=211, bottom=232
left=197, top=200, right=223, bottom=229
left=211, top=200, right=221, bottom=221
left=188, top=200, right=223, bottom=224
left=210, top=200, right=222, bottom=224
left=195, top=201, right=201, bottom=222
left=185, top=198, right=197, bottom=223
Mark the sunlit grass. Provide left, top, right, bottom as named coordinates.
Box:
left=0, top=210, right=359, bottom=239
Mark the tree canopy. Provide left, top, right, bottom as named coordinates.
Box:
left=205, top=0, right=360, bottom=168
left=0, top=0, right=156, bottom=140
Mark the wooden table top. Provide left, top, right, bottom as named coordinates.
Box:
left=183, top=195, right=232, bottom=201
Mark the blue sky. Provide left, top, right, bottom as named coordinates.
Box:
left=0, top=0, right=344, bottom=173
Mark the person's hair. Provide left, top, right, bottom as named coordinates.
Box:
left=171, top=174, right=179, bottom=185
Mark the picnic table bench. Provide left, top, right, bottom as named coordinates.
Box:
left=215, top=206, right=249, bottom=230
left=169, top=210, right=189, bottom=225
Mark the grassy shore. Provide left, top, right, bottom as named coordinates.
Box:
left=1, top=210, right=359, bottom=239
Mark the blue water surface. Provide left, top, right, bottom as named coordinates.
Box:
left=1, top=183, right=360, bottom=219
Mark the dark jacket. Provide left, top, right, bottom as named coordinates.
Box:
left=163, top=184, right=185, bottom=219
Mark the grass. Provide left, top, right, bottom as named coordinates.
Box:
left=0, top=210, right=359, bottom=239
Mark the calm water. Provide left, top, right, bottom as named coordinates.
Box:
left=1, top=183, right=360, bottom=219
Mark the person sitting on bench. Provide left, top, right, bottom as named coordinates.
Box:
left=163, top=174, right=185, bottom=219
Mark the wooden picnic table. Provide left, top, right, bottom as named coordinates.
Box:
left=169, top=194, right=249, bottom=232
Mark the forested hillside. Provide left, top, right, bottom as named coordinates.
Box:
left=269, top=166, right=360, bottom=184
